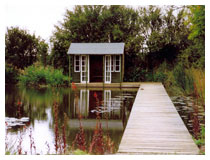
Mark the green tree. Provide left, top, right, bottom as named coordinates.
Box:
left=139, top=6, right=190, bottom=70
left=50, top=5, right=144, bottom=76
left=38, top=40, right=49, bottom=67
left=50, top=5, right=195, bottom=81
left=5, top=27, right=40, bottom=69
left=183, top=5, right=205, bottom=69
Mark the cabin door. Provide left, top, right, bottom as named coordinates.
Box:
left=105, top=55, right=111, bottom=83
left=90, top=55, right=103, bottom=82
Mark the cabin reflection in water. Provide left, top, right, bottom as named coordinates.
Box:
left=70, top=89, right=134, bottom=130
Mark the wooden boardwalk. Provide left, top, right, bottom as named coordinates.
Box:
left=117, top=83, right=199, bottom=155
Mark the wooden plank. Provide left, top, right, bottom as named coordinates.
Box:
left=73, top=82, right=141, bottom=88
left=117, top=83, right=199, bottom=155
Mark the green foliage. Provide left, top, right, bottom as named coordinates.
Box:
left=173, top=63, right=194, bottom=94
left=5, top=27, right=39, bottom=69
left=18, top=63, right=69, bottom=87
left=142, top=6, right=190, bottom=69
left=5, top=63, right=21, bottom=84
left=188, top=6, right=205, bottom=40
left=180, top=5, right=205, bottom=69
left=73, top=149, right=88, bottom=155
left=153, top=72, right=167, bottom=82
left=38, top=40, right=49, bottom=67
left=194, top=126, right=205, bottom=152
left=50, top=5, right=143, bottom=75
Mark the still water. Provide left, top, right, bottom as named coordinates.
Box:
left=5, top=85, right=137, bottom=154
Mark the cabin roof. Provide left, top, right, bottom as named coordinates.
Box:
left=67, top=43, right=124, bottom=55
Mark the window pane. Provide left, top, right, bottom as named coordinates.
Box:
left=115, top=55, right=119, bottom=61
left=116, top=60, right=119, bottom=65
left=76, top=56, right=79, bottom=60
left=115, top=55, right=120, bottom=72
left=116, top=66, right=119, bottom=71
left=75, top=55, right=80, bottom=72
left=111, top=56, right=115, bottom=72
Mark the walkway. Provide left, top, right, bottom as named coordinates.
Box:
left=117, top=83, right=199, bottom=154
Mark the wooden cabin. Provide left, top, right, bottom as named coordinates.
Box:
left=67, top=43, right=125, bottom=84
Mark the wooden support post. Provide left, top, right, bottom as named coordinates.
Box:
left=86, top=55, right=88, bottom=88
left=68, top=87, right=71, bottom=114
left=69, top=55, right=71, bottom=86
left=103, top=55, right=105, bottom=89
left=122, top=54, right=124, bottom=82
left=120, top=55, right=122, bottom=88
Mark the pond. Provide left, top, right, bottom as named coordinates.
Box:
left=5, top=85, right=137, bottom=155
left=170, top=95, right=205, bottom=140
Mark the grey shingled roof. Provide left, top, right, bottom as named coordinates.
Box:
left=67, top=43, right=124, bottom=55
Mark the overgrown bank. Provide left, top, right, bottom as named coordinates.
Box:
left=17, top=63, right=69, bottom=87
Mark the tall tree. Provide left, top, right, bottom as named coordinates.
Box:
left=5, top=27, right=40, bottom=69
left=50, top=5, right=144, bottom=76
left=38, top=40, right=49, bottom=67
left=50, top=5, right=193, bottom=81
left=187, top=5, right=205, bottom=69
left=138, top=6, right=190, bottom=70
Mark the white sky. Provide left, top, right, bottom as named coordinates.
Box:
left=5, top=0, right=75, bottom=42
left=4, top=0, right=206, bottom=42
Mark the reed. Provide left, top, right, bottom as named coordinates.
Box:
left=17, top=100, right=22, bottom=118
left=53, top=101, right=59, bottom=153
left=45, top=141, right=50, bottom=154
left=29, top=127, right=36, bottom=154
left=191, top=68, right=205, bottom=106
left=62, top=113, right=68, bottom=154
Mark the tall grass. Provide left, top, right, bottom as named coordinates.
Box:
left=191, top=68, right=205, bottom=106
left=153, top=62, right=205, bottom=103
left=18, top=63, right=69, bottom=87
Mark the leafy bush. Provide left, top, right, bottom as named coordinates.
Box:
left=5, top=63, right=20, bottom=84
left=18, top=63, right=69, bottom=87
left=153, top=72, right=167, bottom=82
left=173, top=63, right=194, bottom=95
left=190, top=68, right=205, bottom=104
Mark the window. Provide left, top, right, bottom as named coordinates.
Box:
left=81, top=55, right=89, bottom=82
left=111, top=56, right=115, bottom=72
left=74, top=55, right=80, bottom=72
left=105, top=55, right=111, bottom=83
left=111, top=55, right=121, bottom=72
left=115, top=55, right=120, bottom=72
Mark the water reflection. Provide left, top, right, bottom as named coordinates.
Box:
left=5, top=85, right=137, bottom=154
left=171, top=96, right=205, bottom=138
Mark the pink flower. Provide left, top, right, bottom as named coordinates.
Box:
left=17, top=101, right=22, bottom=105
left=72, top=82, right=77, bottom=90
left=94, top=92, right=98, bottom=98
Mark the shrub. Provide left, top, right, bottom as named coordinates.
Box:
left=18, top=63, right=69, bottom=87
left=173, top=63, right=194, bottom=95
left=190, top=68, right=205, bottom=105
left=5, top=63, right=21, bottom=84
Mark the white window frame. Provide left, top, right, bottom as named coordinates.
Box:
left=111, top=55, right=115, bottom=72
left=74, top=55, right=80, bottom=72
left=80, top=55, right=89, bottom=83
left=105, top=55, right=111, bottom=83
left=115, top=55, right=121, bottom=72
left=111, top=55, right=121, bottom=72
left=104, top=90, right=111, bottom=112
left=80, top=89, right=89, bottom=118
